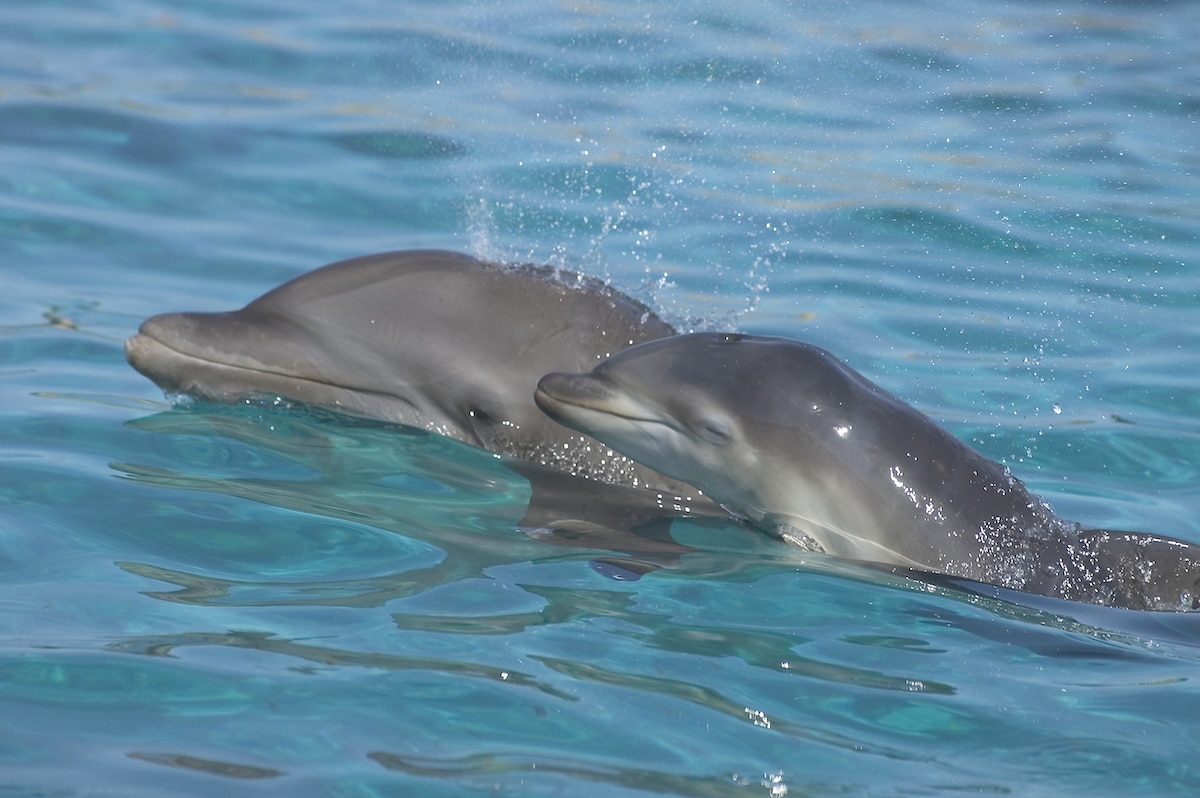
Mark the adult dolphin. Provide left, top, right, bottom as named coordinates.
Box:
left=125, top=249, right=699, bottom=501
left=535, top=332, right=1200, bottom=611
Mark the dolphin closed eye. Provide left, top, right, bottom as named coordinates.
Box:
left=125, top=249, right=703, bottom=499
left=535, top=332, right=1200, bottom=611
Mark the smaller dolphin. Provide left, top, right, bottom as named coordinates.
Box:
left=535, top=332, right=1200, bottom=610
left=125, top=250, right=695, bottom=497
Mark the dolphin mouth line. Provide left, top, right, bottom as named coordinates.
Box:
left=534, top=385, right=683, bottom=434
left=130, top=330, right=321, bottom=385
left=127, top=332, right=408, bottom=406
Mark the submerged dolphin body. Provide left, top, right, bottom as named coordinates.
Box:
left=125, top=249, right=697, bottom=498
left=536, top=332, right=1200, bottom=610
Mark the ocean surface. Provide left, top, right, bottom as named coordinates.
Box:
left=3, top=0, right=1200, bottom=794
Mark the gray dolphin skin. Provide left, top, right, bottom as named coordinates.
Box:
left=126, top=250, right=697, bottom=498
left=536, top=332, right=1200, bottom=611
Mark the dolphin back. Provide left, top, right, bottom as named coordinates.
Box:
left=1063, top=529, right=1200, bottom=611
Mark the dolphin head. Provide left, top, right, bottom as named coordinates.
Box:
left=535, top=331, right=934, bottom=559
left=126, top=250, right=676, bottom=462
left=536, top=333, right=857, bottom=507
left=534, top=359, right=730, bottom=483
left=127, top=253, right=506, bottom=436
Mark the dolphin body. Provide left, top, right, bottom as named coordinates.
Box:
left=536, top=332, right=1200, bottom=611
left=125, top=249, right=698, bottom=499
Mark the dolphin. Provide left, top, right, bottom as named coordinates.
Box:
left=125, top=249, right=697, bottom=498
left=535, top=332, right=1200, bottom=611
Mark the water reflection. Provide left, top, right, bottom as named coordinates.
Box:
left=115, top=403, right=726, bottom=606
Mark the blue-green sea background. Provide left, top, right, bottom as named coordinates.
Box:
left=3, top=0, right=1200, bottom=795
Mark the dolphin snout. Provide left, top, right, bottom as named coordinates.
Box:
left=534, top=371, right=617, bottom=414
left=124, top=313, right=204, bottom=386
left=127, top=312, right=212, bottom=362
left=124, top=310, right=280, bottom=391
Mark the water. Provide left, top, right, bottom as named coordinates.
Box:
left=3, top=0, right=1200, bottom=794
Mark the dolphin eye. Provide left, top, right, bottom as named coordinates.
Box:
left=467, top=405, right=495, bottom=424
left=463, top=396, right=505, bottom=429
left=696, top=417, right=732, bottom=446
left=462, top=400, right=508, bottom=449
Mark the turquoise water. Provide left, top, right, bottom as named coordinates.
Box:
left=3, top=0, right=1200, bottom=794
